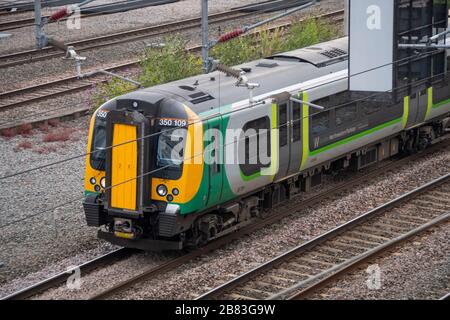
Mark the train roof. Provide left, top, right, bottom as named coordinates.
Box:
left=133, top=37, right=350, bottom=115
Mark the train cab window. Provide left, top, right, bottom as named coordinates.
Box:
left=157, top=129, right=186, bottom=167
left=155, top=128, right=187, bottom=180
left=90, top=116, right=107, bottom=171
left=279, top=103, right=288, bottom=147
left=292, top=101, right=301, bottom=142
left=240, top=117, right=271, bottom=177
left=336, top=104, right=357, bottom=126
left=311, top=111, right=330, bottom=135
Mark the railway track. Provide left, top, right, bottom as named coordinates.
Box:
left=0, top=9, right=259, bottom=69
left=2, top=138, right=449, bottom=300
left=85, top=139, right=449, bottom=300
left=197, top=173, right=450, bottom=300
left=0, top=11, right=129, bottom=32
left=0, top=16, right=35, bottom=31
left=1, top=248, right=133, bottom=300
left=440, top=291, right=450, bottom=300
left=0, top=1, right=185, bottom=32
left=0, top=10, right=345, bottom=131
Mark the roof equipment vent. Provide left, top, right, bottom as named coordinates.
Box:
left=256, top=61, right=279, bottom=68
left=188, top=92, right=215, bottom=104
left=320, top=48, right=347, bottom=59
left=179, top=85, right=196, bottom=91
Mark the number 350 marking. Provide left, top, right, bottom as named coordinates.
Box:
left=159, top=119, right=187, bottom=127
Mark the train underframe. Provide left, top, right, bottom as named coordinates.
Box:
left=84, top=116, right=450, bottom=251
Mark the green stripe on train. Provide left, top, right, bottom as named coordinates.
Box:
left=433, top=98, right=450, bottom=109
left=309, top=117, right=403, bottom=156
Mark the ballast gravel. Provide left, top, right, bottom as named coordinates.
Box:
left=27, top=145, right=450, bottom=300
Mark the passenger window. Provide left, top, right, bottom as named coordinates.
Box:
left=240, top=117, right=271, bottom=177
left=279, top=103, right=288, bottom=147
left=292, top=102, right=301, bottom=142
left=336, top=104, right=357, bottom=126
left=312, top=111, right=330, bottom=135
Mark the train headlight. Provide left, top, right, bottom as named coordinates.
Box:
left=100, top=177, right=106, bottom=189
left=172, top=188, right=179, bottom=196
left=90, top=177, right=96, bottom=185
left=157, top=184, right=168, bottom=197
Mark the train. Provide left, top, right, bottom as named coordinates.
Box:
left=83, top=36, right=450, bottom=250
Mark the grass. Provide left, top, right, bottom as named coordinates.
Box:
left=92, top=18, right=341, bottom=110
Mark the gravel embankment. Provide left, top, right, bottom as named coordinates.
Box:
left=0, top=118, right=105, bottom=291
left=114, top=148, right=450, bottom=300
left=0, top=0, right=345, bottom=296
left=308, top=222, right=450, bottom=300
left=29, top=146, right=450, bottom=300
left=0, top=0, right=344, bottom=92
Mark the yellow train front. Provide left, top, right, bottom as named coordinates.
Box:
left=83, top=91, right=205, bottom=250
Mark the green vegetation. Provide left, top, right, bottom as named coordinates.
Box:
left=92, top=19, right=340, bottom=110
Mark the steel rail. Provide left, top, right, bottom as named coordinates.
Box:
left=0, top=10, right=345, bottom=130
left=0, top=1, right=181, bottom=31
left=89, top=139, right=450, bottom=300
left=197, top=171, right=450, bottom=300
left=2, top=138, right=448, bottom=300
left=1, top=248, right=133, bottom=300
left=287, top=211, right=450, bottom=300
left=0, top=9, right=260, bottom=68
left=439, top=291, right=450, bottom=300
left=0, top=9, right=344, bottom=68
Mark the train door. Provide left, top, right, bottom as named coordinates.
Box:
left=407, top=85, right=429, bottom=127
left=205, top=117, right=223, bottom=206
left=287, top=99, right=302, bottom=177
left=274, top=93, right=291, bottom=181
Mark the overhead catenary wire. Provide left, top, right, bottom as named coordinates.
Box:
left=3, top=66, right=450, bottom=229
left=2, top=13, right=447, bottom=127
left=2, top=25, right=448, bottom=129
left=0, top=42, right=447, bottom=182
left=1, top=66, right=449, bottom=229
left=0, top=117, right=287, bottom=229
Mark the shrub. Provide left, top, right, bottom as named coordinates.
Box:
left=91, top=77, right=137, bottom=112
left=38, top=123, right=50, bottom=133
left=91, top=36, right=202, bottom=111
left=211, top=35, right=257, bottom=66
left=34, top=145, right=57, bottom=154
left=14, top=141, right=33, bottom=152
left=91, top=19, right=339, bottom=110
left=0, top=128, right=16, bottom=138
left=139, top=36, right=202, bottom=87
left=42, top=128, right=74, bottom=142
left=48, top=119, right=60, bottom=127
left=16, top=123, right=33, bottom=136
